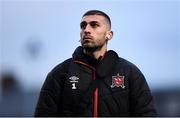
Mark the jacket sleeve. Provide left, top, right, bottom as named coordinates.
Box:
left=129, top=66, right=158, bottom=116
left=34, top=62, right=68, bottom=116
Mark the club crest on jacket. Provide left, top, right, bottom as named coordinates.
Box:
left=111, top=73, right=125, bottom=89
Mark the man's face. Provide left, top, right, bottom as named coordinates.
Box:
left=80, top=15, right=111, bottom=52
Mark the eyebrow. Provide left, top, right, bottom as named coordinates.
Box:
left=80, top=21, right=86, bottom=25
left=80, top=20, right=99, bottom=24
left=80, top=21, right=100, bottom=27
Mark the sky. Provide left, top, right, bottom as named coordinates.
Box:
left=1, top=0, right=180, bottom=91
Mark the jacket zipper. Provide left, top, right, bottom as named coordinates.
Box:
left=74, top=60, right=98, bottom=118
left=93, top=68, right=98, bottom=118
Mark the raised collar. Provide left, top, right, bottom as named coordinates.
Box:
left=72, top=46, right=119, bottom=78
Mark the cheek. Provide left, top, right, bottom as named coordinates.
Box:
left=96, top=29, right=107, bottom=36
left=80, top=31, right=83, bottom=38
left=96, top=36, right=107, bottom=44
left=96, top=32, right=107, bottom=40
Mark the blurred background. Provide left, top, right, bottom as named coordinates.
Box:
left=0, top=0, right=180, bottom=116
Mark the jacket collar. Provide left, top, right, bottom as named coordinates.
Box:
left=72, top=46, right=98, bottom=67
left=72, top=46, right=119, bottom=78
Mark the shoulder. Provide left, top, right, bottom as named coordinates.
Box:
left=42, top=58, right=72, bottom=87
left=108, top=50, right=143, bottom=76
left=117, top=57, right=149, bottom=89
left=117, top=57, right=144, bottom=76
left=48, top=58, right=73, bottom=77
left=118, top=57, right=139, bottom=69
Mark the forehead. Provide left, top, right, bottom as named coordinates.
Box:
left=81, top=15, right=107, bottom=23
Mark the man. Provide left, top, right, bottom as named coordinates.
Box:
left=35, top=10, right=157, bottom=117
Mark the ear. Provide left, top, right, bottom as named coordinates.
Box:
left=106, top=31, right=113, bottom=41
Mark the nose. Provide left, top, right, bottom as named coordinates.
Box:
left=84, top=24, right=91, bottom=33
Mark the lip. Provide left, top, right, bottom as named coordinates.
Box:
left=83, top=38, right=92, bottom=40
left=82, top=38, right=92, bottom=44
left=83, top=35, right=93, bottom=40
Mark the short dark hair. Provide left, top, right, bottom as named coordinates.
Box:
left=82, top=10, right=111, bottom=28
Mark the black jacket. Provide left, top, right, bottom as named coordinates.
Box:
left=35, top=46, right=157, bottom=117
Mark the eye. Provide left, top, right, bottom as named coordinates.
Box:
left=90, top=21, right=99, bottom=28
left=80, top=22, right=87, bottom=29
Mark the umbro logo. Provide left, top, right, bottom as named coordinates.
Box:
left=69, top=76, right=79, bottom=89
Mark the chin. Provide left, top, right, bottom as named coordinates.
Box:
left=82, top=45, right=99, bottom=52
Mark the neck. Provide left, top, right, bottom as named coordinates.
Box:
left=83, top=45, right=107, bottom=59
